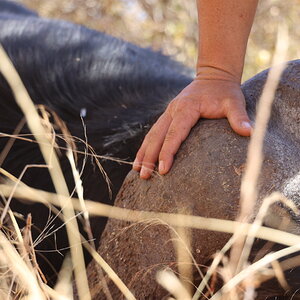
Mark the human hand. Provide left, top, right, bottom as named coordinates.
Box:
left=133, top=74, right=252, bottom=179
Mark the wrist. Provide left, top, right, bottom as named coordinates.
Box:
left=196, top=64, right=243, bottom=84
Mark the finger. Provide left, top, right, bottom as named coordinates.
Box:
left=135, top=113, right=172, bottom=179
left=133, top=134, right=151, bottom=172
left=133, top=149, right=144, bottom=172
left=158, top=114, right=198, bottom=175
left=226, top=100, right=252, bottom=137
left=133, top=119, right=166, bottom=172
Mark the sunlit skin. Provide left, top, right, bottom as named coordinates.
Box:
left=133, top=0, right=259, bottom=179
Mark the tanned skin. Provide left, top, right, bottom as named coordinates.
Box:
left=133, top=0, right=259, bottom=179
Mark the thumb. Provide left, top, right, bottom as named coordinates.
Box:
left=226, top=101, right=252, bottom=137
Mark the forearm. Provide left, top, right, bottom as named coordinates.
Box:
left=196, top=0, right=259, bottom=83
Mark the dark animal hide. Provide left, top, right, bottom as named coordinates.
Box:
left=88, top=60, right=300, bottom=300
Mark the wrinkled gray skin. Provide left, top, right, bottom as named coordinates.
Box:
left=87, top=60, right=300, bottom=300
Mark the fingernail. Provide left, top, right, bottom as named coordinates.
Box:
left=132, top=159, right=138, bottom=169
left=159, top=161, right=165, bottom=174
left=140, top=166, right=148, bottom=178
left=241, top=121, right=252, bottom=129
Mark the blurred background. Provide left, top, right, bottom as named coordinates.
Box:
left=18, top=0, right=300, bottom=81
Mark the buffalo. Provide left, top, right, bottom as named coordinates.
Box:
left=87, top=61, right=300, bottom=300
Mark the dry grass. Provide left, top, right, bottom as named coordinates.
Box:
left=0, top=9, right=299, bottom=300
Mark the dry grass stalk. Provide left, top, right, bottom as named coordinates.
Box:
left=1, top=182, right=300, bottom=248
left=43, top=284, right=72, bottom=300
left=156, top=269, right=192, bottom=300
left=271, top=260, right=289, bottom=291
left=230, top=24, right=289, bottom=278
left=66, top=147, right=114, bottom=300
left=66, top=147, right=94, bottom=245
left=0, top=118, right=26, bottom=167
left=53, top=254, right=74, bottom=300
left=219, top=256, right=240, bottom=300
left=0, top=44, right=90, bottom=300
left=242, top=280, right=256, bottom=300
left=172, top=209, right=193, bottom=296
left=85, top=242, right=136, bottom=300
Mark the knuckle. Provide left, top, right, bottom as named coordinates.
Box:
left=159, top=150, right=169, bottom=161
left=160, top=147, right=174, bottom=160
left=170, top=98, right=200, bottom=118
left=173, top=100, right=186, bottom=113
left=167, top=98, right=180, bottom=113
left=142, top=161, right=155, bottom=169
left=165, top=128, right=177, bottom=142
